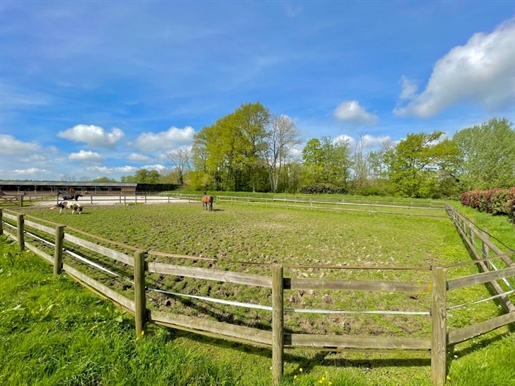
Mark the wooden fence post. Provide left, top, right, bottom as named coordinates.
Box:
left=0, top=208, right=3, bottom=236
left=54, top=225, right=65, bottom=275
left=134, top=250, right=147, bottom=337
left=272, top=265, right=284, bottom=386
left=17, top=214, right=25, bottom=250
left=481, top=235, right=490, bottom=269
left=431, top=267, right=447, bottom=386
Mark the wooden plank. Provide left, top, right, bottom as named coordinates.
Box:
left=3, top=212, right=17, bottom=221
left=449, top=207, right=515, bottom=312
left=431, top=267, right=447, bottom=386
left=287, top=333, right=430, bottom=350
left=54, top=225, right=65, bottom=275
left=134, top=251, right=147, bottom=337
left=64, top=233, right=134, bottom=266
left=448, top=312, right=515, bottom=345
left=63, top=264, right=135, bottom=312
left=25, top=242, right=53, bottom=264
left=288, top=278, right=431, bottom=293
left=147, top=262, right=271, bottom=287
left=24, top=219, right=55, bottom=235
left=449, top=207, right=514, bottom=267
left=150, top=310, right=272, bottom=346
left=447, top=266, right=515, bottom=290
left=17, top=214, right=24, bottom=250
left=272, top=265, right=284, bottom=386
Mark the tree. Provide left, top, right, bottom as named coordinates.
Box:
left=320, top=136, right=352, bottom=187
left=453, top=118, right=515, bottom=190
left=129, top=168, right=161, bottom=184
left=233, top=102, right=271, bottom=192
left=167, top=147, right=191, bottom=186
left=386, top=131, right=461, bottom=198
left=301, top=136, right=352, bottom=190
left=264, top=115, right=302, bottom=192
left=302, top=138, right=324, bottom=185
left=192, top=102, right=270, bottom=192
left=351, top=133, right=368, bottom=190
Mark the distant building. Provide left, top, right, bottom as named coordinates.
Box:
left=0, top=181, right=137, bottom=194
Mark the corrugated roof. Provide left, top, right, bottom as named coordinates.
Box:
left=0, top=181, right=137, bottom=187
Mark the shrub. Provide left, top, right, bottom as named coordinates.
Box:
left=461, top=187, right=515, bottom=222
left=490, top=188, right=511, bottom=215
left=300, top=183, right=348, bottom=194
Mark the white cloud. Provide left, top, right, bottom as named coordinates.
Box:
left=141, top=164, right=167, bottom=173
left=334, top=134, right=354, bottom=147
left=0, top=134, right=41, bottom=155
left=133, top=126, right=195, bottom=152
left=10, top=167, right=50, bottom=175
left=395, top=19, right=515, bottom=117
left=334, top=101, right=379, bottom=125
left=398, top=76, right=418, bottom=100
left=360, top=134, right=392, bottom=148
left=86, top=165, right=139, bottom=175
left=58, top=125, right=125, bottom=149
left=127, top=153, right=152, bottom=163
left=69, top=150, right=104, bottom=162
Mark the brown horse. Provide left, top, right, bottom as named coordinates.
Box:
left=202, top=192, right=213, bottom=211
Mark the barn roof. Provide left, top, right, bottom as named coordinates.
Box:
left=0, top=180, right=137, bottom=187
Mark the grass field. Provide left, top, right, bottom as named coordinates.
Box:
left=1, top=198, right=514, bottom=385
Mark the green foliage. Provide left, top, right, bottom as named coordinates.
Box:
left=299, top=183, right=348, bottom=194
left=121, top=169, right=161, bottom=184
left=192, top=102, right=271, bottom=191
left=386, top=131, right=461, bottom=198
left=302, top=136, right=352, bottom=188
left=460, top=187, right=515, bottom=223
left=453, top=117, right=515, bottom=190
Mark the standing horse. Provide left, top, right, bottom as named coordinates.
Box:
left=57, top=192, right=83, bottom=201
left=202, top=192, right=214, bottom=211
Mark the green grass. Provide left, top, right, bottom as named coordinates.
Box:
left=2, top=197, right=515, bottom=385
left=0, top=238, right=239, bottom=386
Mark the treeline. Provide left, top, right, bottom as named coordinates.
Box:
left=461, top=188, right=515, bottom=222
left=120, top=102, right=515, bottom=199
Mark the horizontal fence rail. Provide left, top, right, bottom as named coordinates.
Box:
left=1, top=206, right=514, bottom=386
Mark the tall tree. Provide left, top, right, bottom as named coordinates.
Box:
left=191, top=102, right=270, bottom=191
left=301, top=137, right=351, bottom=188
left=264, top=115, right=302, bottom=192
left=386, top=131, right=461, bottom=198
left=132, top=168, right=161, bottom=184
left=234, top=102, right=271, bottom=192
left=302, top=138, right=324, bottom=185
left=453, top=118, right=515, bottom=190
left=167, top=147, right=191, bottom=186
left=352, top=133, right=369, bottom=190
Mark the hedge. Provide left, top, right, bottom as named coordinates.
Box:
left=460, top=187, right=515, bottom=222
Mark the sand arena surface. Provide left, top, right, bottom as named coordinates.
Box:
left=35, top=195, right=193, bottom=207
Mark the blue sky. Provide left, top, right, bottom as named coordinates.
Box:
left=1, top=0, right=514, bottom=181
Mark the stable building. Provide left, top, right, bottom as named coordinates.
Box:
left=0, top=181, right=137, bottom=195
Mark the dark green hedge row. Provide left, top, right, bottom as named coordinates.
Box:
left=461, top=188, right=515, bottom=222
left=299, top=183, right=348, bottom=194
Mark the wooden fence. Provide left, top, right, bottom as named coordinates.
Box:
left=1, top=206, right=514, bottom=386
left=0, top=191, right=446, bottom=218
